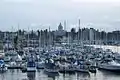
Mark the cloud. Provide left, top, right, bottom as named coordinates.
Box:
left=0, top=0, right=120, bottom=31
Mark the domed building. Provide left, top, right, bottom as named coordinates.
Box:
left=54, top=23, right=66, bottom=36
left=54, top=23, right=66, bottom=43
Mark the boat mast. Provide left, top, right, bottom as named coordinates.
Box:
left=79, top=19, right=83, bottom=48
left=11, top=26, right=14, bottom=50
left=39, top=30, right=41, bottom=52
left=68, top=32, right=70, bottom=49
left=49, top=26, right=51, bottom=47
left=17, top=24, right=19, bottom=50
left=100, top=28, right=102, bottom=49
left=27, top=26, right=30, bottom=52
left=89, top=25, right=91, bottom=48
left=116, top=28, right=119, bottom=52
left=64, top=20, right=66, bottom=31
left=78, top=19, right=80, bottom=45
left=64, top=20, right=66, bottom=44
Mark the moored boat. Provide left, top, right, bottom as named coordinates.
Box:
left=27, top=54, right=36, bottom=72
left=98, top=60, right=120, bottom=72
left=44, top=58, right=59, bottom=74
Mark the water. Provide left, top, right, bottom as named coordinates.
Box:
left=1, top=69, right=120, bottom=80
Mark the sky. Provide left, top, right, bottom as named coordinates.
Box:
left=0, top=0, right=120, bottom=32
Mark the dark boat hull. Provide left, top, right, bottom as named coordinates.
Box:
left=8, top=66, right=22, bottom=69
left=59, top=69, right=75, bottom=73
left=98, top=68, right=120, bottom=72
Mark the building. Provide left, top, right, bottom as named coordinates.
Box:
left=54, top=23, right=66, bottom=43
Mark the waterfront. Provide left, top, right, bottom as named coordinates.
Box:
left=0, top=0, right=120, bottom=80
left=1, top=69, right=120, bottom=80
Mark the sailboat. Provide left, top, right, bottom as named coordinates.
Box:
left=44, top=58, right=59, bottom=74
left=27, top=53, right=36, bottom=72
left=26, top=28, right=36, bottom=72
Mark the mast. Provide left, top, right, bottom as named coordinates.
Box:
left=78, top=19, right=83, bottom=47
left=17, top=24, right=19, bottom=50
left=68, top=32, right=70, bottom=49
left=79, top=19, right=80, bottom=29
left=39, top=30, right=41, bottom=48
left=49, top=26, right=51, bottom=46
left=11, top=26, right=14, bottom=50
left=64, top=20, right=66, bottom=31
left=116, top=28, right=119, bottom=52
left=78, top=19, right=80, bottom=44
left=99, top=28, right=102, bottom=49
left=39, top=30, right=41, bottom=53
left=27, top=26, right=30, bottom=48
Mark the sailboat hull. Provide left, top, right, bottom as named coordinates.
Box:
left=98, top=64, right=120, bottom=72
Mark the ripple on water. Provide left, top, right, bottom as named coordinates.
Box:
left=0, top=69, right=120, bottom=80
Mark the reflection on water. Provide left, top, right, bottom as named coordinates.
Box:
left=77, top=72, right=90, bottom=80
left=100, top=69, right=120, bottom=76
left=27, top=72, right=36, bottom=80
left=97, top=70, right=120, bottom=80
left=0, top=69, right=120, bottom=80
left=77, top=72, right=90, bottom=78
left=44, top=71, right=59, bottom=80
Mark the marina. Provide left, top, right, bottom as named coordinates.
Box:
left=0, top=23, right=120, bottom=80
left=0, top=0, right=120, bottom=80
left=1, top=44, right=120, bottom=80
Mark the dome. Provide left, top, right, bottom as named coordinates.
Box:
left=58, top=23, right=63, bottom=31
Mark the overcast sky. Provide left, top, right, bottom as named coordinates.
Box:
left=0, top=0, right=120, bottom=31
